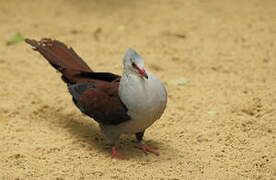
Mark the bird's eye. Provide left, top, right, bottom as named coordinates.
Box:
left=131, top=62, right=135, bottom=67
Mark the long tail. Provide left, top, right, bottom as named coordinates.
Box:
left=25, top=38, right=93, bottom=84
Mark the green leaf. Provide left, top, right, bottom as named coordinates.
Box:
left=207, top=111, right=217, bottom=115
left=6, top=33, right=25, bottom=46
left=170, top=77, right=189, bottom=85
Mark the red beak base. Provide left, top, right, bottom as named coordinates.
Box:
left=138, top=69, right=148, bottom=79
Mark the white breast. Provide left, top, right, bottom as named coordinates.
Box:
left=117, top=71, right=167, bottom=133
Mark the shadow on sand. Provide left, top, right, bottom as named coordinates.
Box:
left=40, top=106, right=175, bottom=160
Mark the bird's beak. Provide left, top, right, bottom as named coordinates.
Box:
left=138, top=68, right=148, bottom=79
left=132, top=63, right=148, bottom=79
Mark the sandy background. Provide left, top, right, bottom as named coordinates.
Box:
left=0, top=0, right=275, bottom=179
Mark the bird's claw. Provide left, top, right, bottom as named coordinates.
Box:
left=111, top=146, right=125, bottom=160
left=136, top=144, right=160, bottom=156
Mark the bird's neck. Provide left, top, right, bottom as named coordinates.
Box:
left=122, top=68, right=136, bottom=79
left=120, top=68, right=148, bottom=91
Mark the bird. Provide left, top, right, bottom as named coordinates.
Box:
left=25, top=38, right=167, bottom=159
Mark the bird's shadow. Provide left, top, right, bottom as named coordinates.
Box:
left=43, top=107, right=175, bottom=160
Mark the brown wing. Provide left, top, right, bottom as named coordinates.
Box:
left=69, top=81, right=131, bottom=125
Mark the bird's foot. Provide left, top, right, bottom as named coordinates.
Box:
left=111, top=146, right=125, bottom=160
left=136, top=144, right=160, bottom=156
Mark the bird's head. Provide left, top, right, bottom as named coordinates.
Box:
left=123, top=48, right=148, bottom=79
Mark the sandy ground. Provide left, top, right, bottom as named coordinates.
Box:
left=0, top=0, right=275, bottom=179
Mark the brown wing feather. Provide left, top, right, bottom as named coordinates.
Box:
left=70, top=81, right=130, bottom=125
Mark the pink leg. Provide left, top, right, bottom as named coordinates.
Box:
left=111, top=146, right=125, bottom=159
left=136, top=144, right=160, bottom=156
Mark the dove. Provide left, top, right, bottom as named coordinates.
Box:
left=25, top=38, right=167, bottom=159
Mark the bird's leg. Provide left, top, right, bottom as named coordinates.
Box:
left=135, top=131, right=160, bottom=156
left=111, top=146, right=124, bottom=159
left=100, top=125, right=125, bottom=159
left=135, top=131, right=144, bottom=142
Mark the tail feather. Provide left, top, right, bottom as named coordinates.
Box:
left=25, top=38, right=93, bottom=84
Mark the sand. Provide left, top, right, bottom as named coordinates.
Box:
left=0, top=0, right=275, bottom=179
